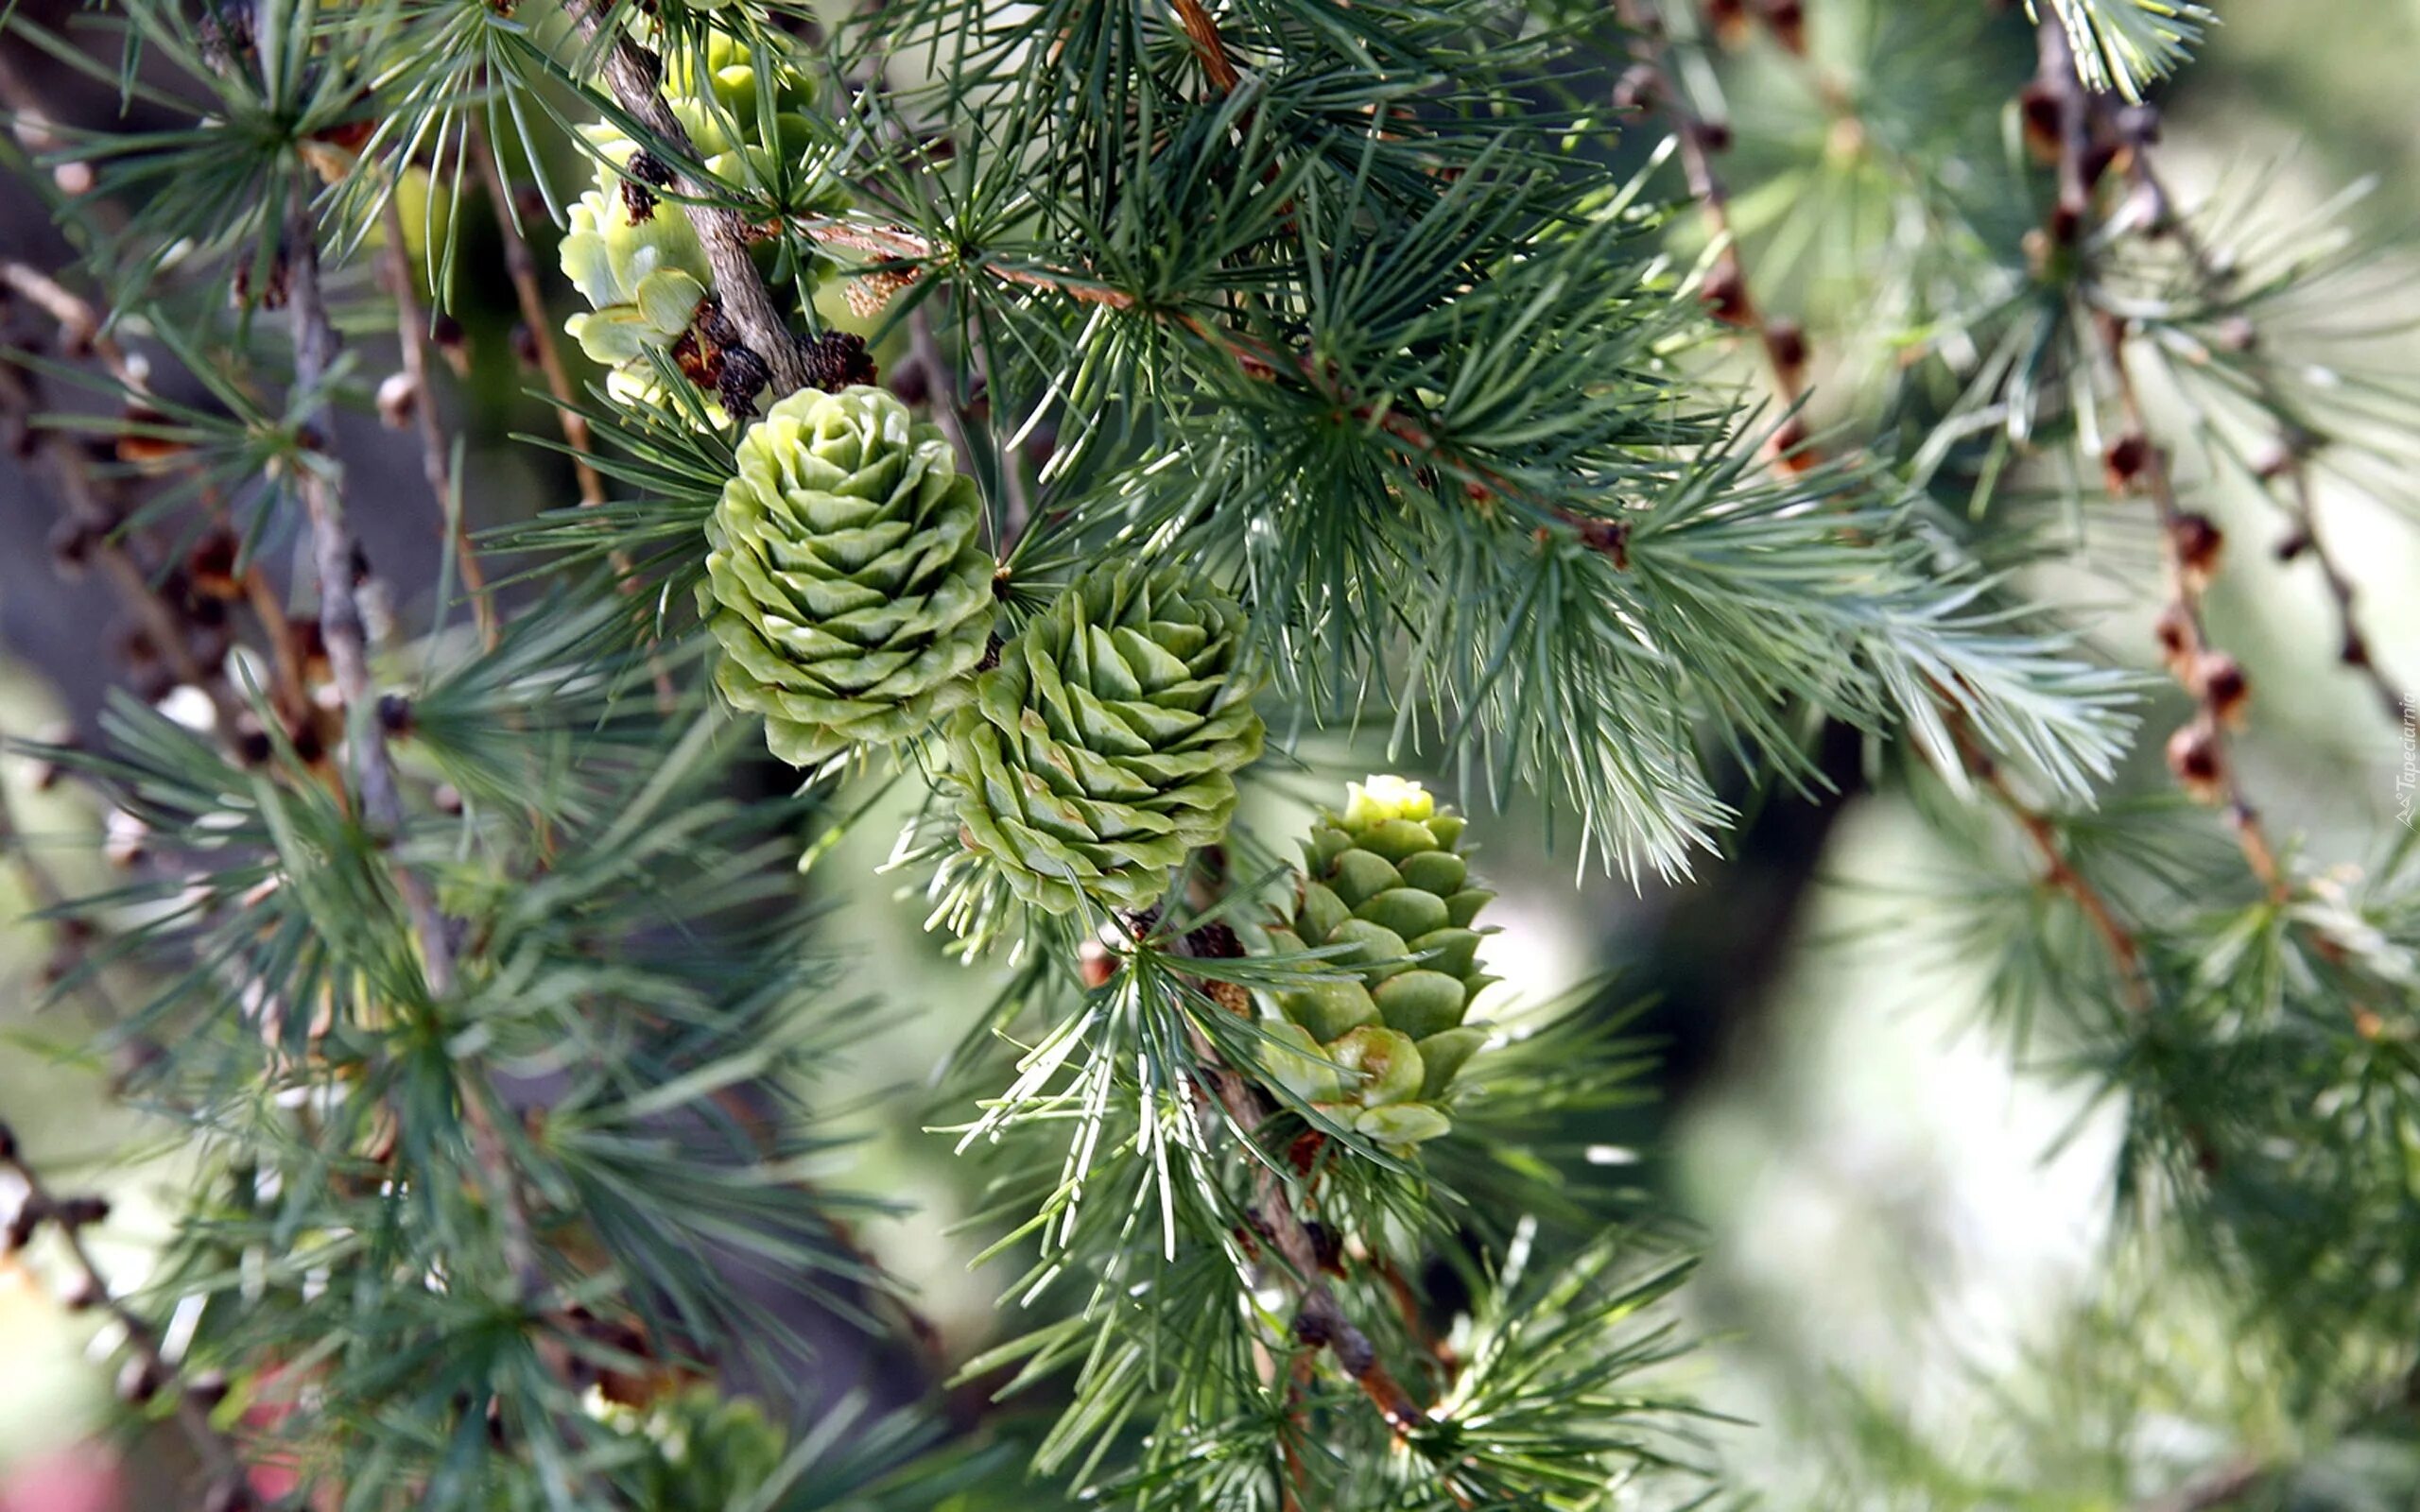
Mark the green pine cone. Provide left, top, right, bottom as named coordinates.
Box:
left=703, top=386, right=997, bottom=765
left=945, top=564, right=1265, bottom=915
left=558, top=29, right=844, bottom=404
left=1261, top=777, right=1497, bottom=1147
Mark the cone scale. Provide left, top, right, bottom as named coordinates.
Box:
left=1262, top=777, right=1497, bottom=1148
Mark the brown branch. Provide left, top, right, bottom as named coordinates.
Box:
left=466, top=132, right=609, bottom=508
left=1164, top=930, right=1430, bottom=1440
left=378, top=198, right=497, bottom=650
left=1612, top=0, right=1818, bottom=467
left=0, top=1124, right=250, bottom=1499
left=790, top=215, right=1134, bottom=308
left=2031, top=17, right=2288, bottom=903
left=275, top=203, right=581, bottom=1314
left=2131, top=160, right=2411, bottom=727
left=1945, top=712, right=2152, bottom=1011
left=560, top=1, right=809, bottom=397
left=1169, top=0, right=1242, bottom=94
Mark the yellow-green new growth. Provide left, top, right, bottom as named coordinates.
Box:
left=556, top=29, right=842, bottom=404
left=1262, top=777, right=1497, bottom=1147
left=945, top=564, right=1265, bottom=915
left=704, top=386, right=996, bottom=765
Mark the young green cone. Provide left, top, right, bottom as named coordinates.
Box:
left=703, top=386, right=996, bottom=765
left=945, top=564, right=1264, bottom=915
left=1261, top=777, right=1496, bottom=1147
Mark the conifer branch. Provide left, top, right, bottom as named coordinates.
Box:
left=2131, top=157, right=2412, bottom=726
left=1613, top=0, right=1818, bottom=468
left=560, top=0, right=809, bottom=397
left=279, top=201, right=567, bottom=1314
left=1945, top=711, right=2152, bottom=1010
left=0, top=322, right=251, bottom=740
left=2, top=260, right=316, bottom=728
left=2029, top=18, right=2290, bottom=901
left=1169, top=925, right=1431, bottom=1439
left=378, top=198, right=497, bottom=650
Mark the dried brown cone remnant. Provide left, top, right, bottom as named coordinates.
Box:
left=2192, top=652, right=2249, bottom=727
left=2166, top=719, right=2225, bottom=805
left=2169, top=510, right=2224, bottom=592
left=846, top=267, right=919, bottom=320
left=799, top=330, right=878, bottom=392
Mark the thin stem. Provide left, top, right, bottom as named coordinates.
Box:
left=378, top=198, right=497, bottom=650
left=1945, top=713, right=2151, bottom=1011
left=1162, top=922, right=1429, bottom=1438
left=466, top=129, right=609, bottom=508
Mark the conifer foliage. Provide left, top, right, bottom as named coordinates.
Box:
left=0, top=0, right=2411, bottom=1508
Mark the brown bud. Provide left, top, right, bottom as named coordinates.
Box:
left=1756, top=0, right=1806, bottom=54
left=510, top=322, right=542, bottom=369
left=47, top=516, right=102, bottom=576
left=116, top=1356, right=164, bottom=1405
left=1613, top=62, right=1661, bottom=115
left=1701, top=253, right=1752, bottom=328
left=1765, top=317, right=1807, bottom=374
left=2192, top=652, right=2249, bottom=725
left=1706, top=0, right=1751, bottom=41
left=2152, top=602, right=2195, bottom=674
left=2018, top=82, right=2062, bottom=162
left=431, top=314, right=471, bottom=377
left=2102, top=434, right=2151, bottom=493
left=2165, top=720, right=2224, bottom=803
left=186, top=531, right=245, bottom=600
left=285, top=713, right=328, bottom=770
left=2169, top=512, right=2223, bottom=588
left=115, top=404, right=193, bottom=472
left=61, top=1272, right=106, bottom=1312
left=434, top=783, right=465, bottom=816
left=2342, top=631, right=2372, bottom=668
left=53, top=1194, right=111, bottom=1228
left=375, top=370, right=418, bottom=429
left=1077, top=941, right=1117, bottom=991
left=1765, top=413, right=1815, bottom=472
